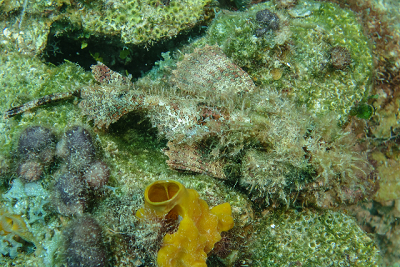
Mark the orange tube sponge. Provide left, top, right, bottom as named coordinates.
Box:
left=136, top=180, right=234, bottom=267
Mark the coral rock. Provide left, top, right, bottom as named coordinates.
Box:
left=78, top=0, right=213, bottom=45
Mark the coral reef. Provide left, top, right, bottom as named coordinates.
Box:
left=1, top=0, right=214, bottom=56
left=2, top=0, right=400, bottom=265
left=275, top=0, right=298, bottom=9
left=0, top=8, right=54, bottom=56
left=0, top=51, right=92, bottom=113
left=370, top=151, right=400, bottom=202
left=1, top=178, right=63, bottom=265
left=0, top=50, right=92, bottom=178
left=93, top=172, right=251, bottom=266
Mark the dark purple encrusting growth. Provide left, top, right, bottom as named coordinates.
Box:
left=53, top=170, right=87, bottom=216
left=82, top=160, right=110, bottom=190
left=57, top=126, right=96, bottom=171
left=65, top=126, right=95, bottom=159
left=330, top=46, right=351, bottom=70
left=53, top=125, right=110, bottom=215
left=256, top=9, right=280, bottom=31
left=17, top=126, right=56, bottom=182
left=64, top=216, right=107, bottom=267
left=18, top=126, right=57, bottom=159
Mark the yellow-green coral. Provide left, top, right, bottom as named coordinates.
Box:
left=252, top=209, right=380, bottom=266
left=79, top=0, right=213, bottom=45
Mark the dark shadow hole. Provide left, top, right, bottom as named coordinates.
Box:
left=42, top=20, right=208, bottom=80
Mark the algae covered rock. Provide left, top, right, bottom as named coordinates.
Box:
left=0, top=50, right=92, bottom=160
left=207, top=0, right=373, bottom=118
left=252, top=209, right=380, bottom=266
left=78, top=0, right=214, bottom=45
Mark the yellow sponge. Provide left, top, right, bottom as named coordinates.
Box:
left=136, top=180, right=234, bottom=267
